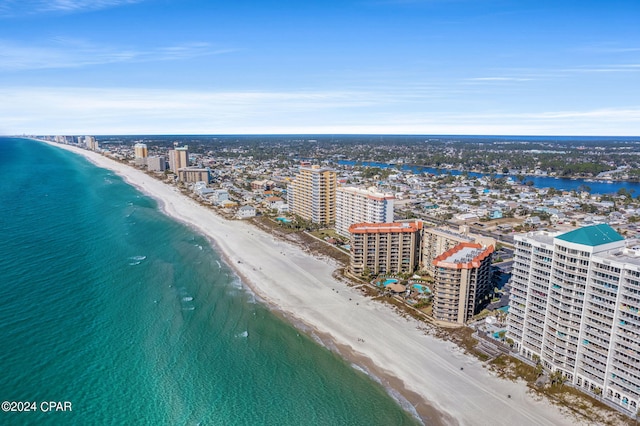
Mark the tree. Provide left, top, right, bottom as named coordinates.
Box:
left=362, top=267, right=372, bottom=281
left=550, top=370, right=565, bottom=387
left=535, top=363, right=544, bottom=378
left=593, top=387, right=602, bottom=399
left=618, top=188, right=635, bottom=200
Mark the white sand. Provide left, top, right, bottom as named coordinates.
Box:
left=43, top=141, right=577, bottom=426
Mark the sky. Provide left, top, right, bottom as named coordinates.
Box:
left=0, top=0, right=639, bottom=136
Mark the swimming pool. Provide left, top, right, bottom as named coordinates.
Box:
left=382, top=278, right=398, bottom=286
left=276, top=217, right=292, bottom=223
left=412, top=284, right=431, bottom=294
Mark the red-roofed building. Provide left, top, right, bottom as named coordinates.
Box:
left=432, top=242, right=494, bottom=325
left=348, top=221, right=422, bottom=276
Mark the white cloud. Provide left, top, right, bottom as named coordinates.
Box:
left=464, top=77, right=534, bottom=84
left=1, top=86, right=638, bottom=136
left=0, top=0, right=144, bottom=16
left=0, top=39, right=235, bottom=70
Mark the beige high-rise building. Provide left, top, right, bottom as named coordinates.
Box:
left=288, top=163, right=336, bottom=225
left=432, top=242, right=493, bottom=325
left=134, top=143, right=148, bottom=158
left=348, top=221, right=422, bottom=276
left=169, top=146, right=189, bottom=172
left=335, top=186, right=394, bottom=238
left=134, top=143, right=148, bottom=166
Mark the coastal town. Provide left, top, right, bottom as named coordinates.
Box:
left=43, top=134, right=640, bottom=424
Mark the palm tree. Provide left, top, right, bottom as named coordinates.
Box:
left=593, top=387, right=602, bottom=399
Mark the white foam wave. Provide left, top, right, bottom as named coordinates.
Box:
left=350, top=363, right=422, bottom=424
left=350, top=363, right=374, bottom=378
left=236, top=331, right=248, bottom=338
left=128, top=261, right=141, bottom=266
left=182, top=296, right=193, bottom=302
left=129, top=255, right=146, bottom=261
left=216, top=260, right=221, bottom=269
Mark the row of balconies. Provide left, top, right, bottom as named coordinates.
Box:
left=621, top=293, right=640, bottom=307
left=523, top=336, right=543, bottom=350
left=581, top=349, right=608, bottom=365
left=508, top=321, right=525, bottom=334
left=583, top=331, right=611, bottom=348
left=579, top=362, right=606, bottom=380
left=585, top=316, right=613, bottom=334
left=584, top=342, right=611, bottom=358
left=611, top=361, right=640, bottom=385
left=615, top=344, right=640, bottom=364
left=609, top=369, right=640, bottom=395
left=619, top=310, right=640, bottom=324
left=507, top=330, right=523, bottom=341
left=616, top=322, right=640, bottom=339
left=623, top=277, right=640, bottom=290
left=608, top=379, right=640, bottom=401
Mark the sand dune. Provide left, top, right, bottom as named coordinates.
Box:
left=43, top=141, right=576, bottom=426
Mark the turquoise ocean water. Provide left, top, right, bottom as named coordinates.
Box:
left=0, top=138, right=420, bottom=425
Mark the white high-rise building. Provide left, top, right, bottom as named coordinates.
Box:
left=84, top=136, right=98, bottom=151
left=335, top=186, right=394, bottom=237
left=507, top=224, right=640, bottom=413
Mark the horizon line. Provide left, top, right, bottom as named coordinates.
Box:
left=8, top=133, right=640, bottom=139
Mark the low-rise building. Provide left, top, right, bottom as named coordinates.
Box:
left=178, top=167, right=210, bottom=183
left=211, top=189, right=230, bottom=206
left=236, top=205, right=257, bottom=219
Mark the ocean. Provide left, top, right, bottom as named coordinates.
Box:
left=0, top=138, right=419, bottom=425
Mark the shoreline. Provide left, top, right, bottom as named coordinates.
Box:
left=39, top=140, right=577, bottom=426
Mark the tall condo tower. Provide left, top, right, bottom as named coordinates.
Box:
left=335, top=186, right=394, bottom=238
left=288, top=163, right=336, bottom=225
left=169, top=146, right=189, bottom=171
left=507, top=224, right=640, bottom=412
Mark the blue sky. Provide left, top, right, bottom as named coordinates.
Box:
left=0, top=0, right=639, bottom=135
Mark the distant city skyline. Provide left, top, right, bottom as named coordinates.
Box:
left=0, top=0, right=639, bottom=136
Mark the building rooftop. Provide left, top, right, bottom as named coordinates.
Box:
left=556, top=224, right=623, bottom=247
left=516, top=230, right=558, bottom=246
left=433, top=242, right=494, bottom=269
left=597, top=247, right=640, bottom=268
left=425, top=227, right=474, bottom=242
left=349, top=221, right=422, bottom=234
left=337, top=186, right=395, bottom=200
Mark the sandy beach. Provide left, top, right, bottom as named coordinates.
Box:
left=43, top=141, right=578, bottom=426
